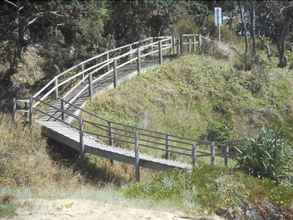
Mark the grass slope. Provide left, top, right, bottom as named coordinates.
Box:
left=84, top=54, right=293, bottom=216
left=86, top=54, right=293, bottom=144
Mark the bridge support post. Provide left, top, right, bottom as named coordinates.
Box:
left=223, top=145, right=229, bottom=166
left=134, top=131, right=140, bottom=182
left=108, top=122, right=113, bottom=146
left=55, top=78, right=59, bottom=99
left=180, top=34, right=184, bottom=55
left=79, top=118, right=85, bottom=159
left=12, top=97, right=16, bottom=123
left=193, top=35, right=197, bottom=53
left=172, top=35, right=175, bottom=55
left=198, top=34, right=202, bottom=53
left=28, top=96, right=33, bottom=126
left=113, top=59, right=117, bottom=88
left=192, top=144, right=197, bottom=168
left=81, top=64, right=85, bottom=80
left=106, top=52, right=110, bottom=72
left=165, top=134, right=169, bottom=159
left=108, top=121, right=114, bottom=165
left=60, top=99, right=65, bottom=121
left=159, top=40, right=163, bottom=65
left=176, top=38, right=180, bottom=56
left=210, top=142, right=216, bottom=165
left=137, top=47, right=141, bottom=75
left=129, top=45, right=133, bottom=60
left=88, top=73, right=93, bottom=100
left=189, top=38, right=192, bottom=53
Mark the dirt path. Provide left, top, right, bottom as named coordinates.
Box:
left=6, top=199, right=223, bottom=220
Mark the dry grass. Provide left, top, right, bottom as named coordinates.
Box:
left=0, top=114, right=80, bottom=189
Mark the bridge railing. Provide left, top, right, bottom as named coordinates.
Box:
left=13, top=34, right=234, bottom=175
left=15, top=34, right=199, bottom=111
left=30, top=36, right=174, bottom=109
left=59, top=98, right=237, bottom=168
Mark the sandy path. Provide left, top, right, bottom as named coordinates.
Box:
left=5, top=199, right=222, bottom=220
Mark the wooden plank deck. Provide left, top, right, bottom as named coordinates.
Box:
left=39, top=120, right=191, bottom=171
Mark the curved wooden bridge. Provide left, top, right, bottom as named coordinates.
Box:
left=14, top=34, right=234, bottom=181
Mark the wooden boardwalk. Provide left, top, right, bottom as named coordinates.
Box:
left=14, top=35, right=235, bottom=180
left=40, top=121, right=191, bottom=171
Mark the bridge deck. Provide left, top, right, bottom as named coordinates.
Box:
left=40, top=120, right=191, bottom=171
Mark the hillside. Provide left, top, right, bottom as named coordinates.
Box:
left=85, top=54, right=293, bottom=144
left=82, top=54, right=293, bottom=218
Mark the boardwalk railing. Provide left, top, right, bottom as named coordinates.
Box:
left=14, top=34, right=201, bottom=117
left=12, top=34, right=241, bottom=180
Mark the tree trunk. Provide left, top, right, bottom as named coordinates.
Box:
left=277, top=20, right=290, bottom=68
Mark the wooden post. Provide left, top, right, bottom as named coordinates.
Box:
left=180, top=34, right=184, bottom=54
left=24, top=101, right=28, bottom=123
left=134, top=131, right=140, bottom=182
left=108, top=121, right=113, bottom=146
left=88, top=72, right=93, bottom=100
left=60, top=99, right=65, bottom=121
left=28, top=96, right=33, bottom=126
left=169, top=38, right=172, bottom=55
left=12, top=98, right=16, bottom=123
left=108, top=121, right=114, bottom=165
left=172, top=35, right=175, bottom=55
left=55, top=78, right=59, bottom=99
left=137, top=47, right=141, bottom=75
left=159, top=40, right=163, bottom=65
left=198, top=34, right=202, bottom=53
left=192, top=144, right=197, bottom=167
left=210, top=142, right=216, bottom=165
left=193, top=35, right=197, bottom=52
left=107, top=52, right=110, bottom=72
left=81, top=63, right=85, bottom=79
left=189, top=38, right=192, bottom=53
left=129, top=45, right=133, bottom=59
left=176, top=38, right=180, bottom=56
left=224, top=145, right=229, bottom=166
left=79, top=118, right=85, bottom=158
left=165, top=134, right=169, bottom=159
left=113, top=59, right=117, bottom=88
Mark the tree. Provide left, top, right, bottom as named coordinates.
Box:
left=255, top=1, right=293, bottom=68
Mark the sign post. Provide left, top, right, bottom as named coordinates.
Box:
left=214, top=7, right=222, bottom=41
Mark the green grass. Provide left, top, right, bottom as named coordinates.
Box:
left=83, top=54, right=293, bottom=166
left=123, top=165, right=293, bottom=213
left=82, top=53, right=293, bottom=215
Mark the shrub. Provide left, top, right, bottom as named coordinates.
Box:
left=174, top=17, right=199, bottom=35
left=205, top=121, right=231, bottom=143
left=236, top=127, right=292, bottom=181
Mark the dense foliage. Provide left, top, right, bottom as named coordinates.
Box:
left=124, top=165, right=293, bottom=217
left=237, top=127, right=292, bottom=181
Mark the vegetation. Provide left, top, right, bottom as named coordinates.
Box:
left=124, top=166, right=293, bottom=217
left=0, top=115, right=80, bottom=188
left=84, top=53, right=293, bottom=217
left=237, top=127, right=292, bottom=181
left=86, top=55, right=293, bottom=144
left=1, top=0, right=293, bottom=218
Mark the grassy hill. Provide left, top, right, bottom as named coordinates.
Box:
left=83, top=54, right=293, bottom=217
left=86, top=54, right=293, bottom=144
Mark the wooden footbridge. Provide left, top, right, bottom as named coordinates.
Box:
left=14, top=34, right=235, bottom=181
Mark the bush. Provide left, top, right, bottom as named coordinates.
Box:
left=205, top=121, right=231, bottom=143
left=236, top=127, right=292, bottom=181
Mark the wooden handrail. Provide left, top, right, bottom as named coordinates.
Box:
left=17, top=34, right=238, bottom=168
